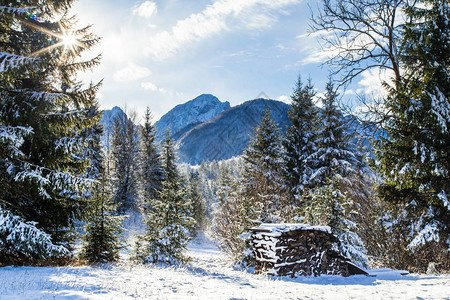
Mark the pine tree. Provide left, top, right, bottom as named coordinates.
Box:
left=139, top=107, right=163, bottom=212
left=136, top=131, right=194, bottom=264
left=213, top=166, right=249, bottom=262
left=308, top=81, right=358, bottom=186
left=242, top=107, right=290, bottom=223
left=187, top=170, right=207, bottom=235
left=0, top=1, right=101, bottom=257
left=79, top=117, right=125, bottom=264
left=302, top=81, right=369, bottom=268
left=111, top=109, right=140, bottom=214
left=81, top=104, right=105, bottom=182
left=79, top=179, right=125, bottom=264
left=283, top=76, right=318, bottom=203
left=306, top=178, right=369, bottom=268
left=339, top=146, right=389, bottom=268
left=373, top=0, right=450, bottom=271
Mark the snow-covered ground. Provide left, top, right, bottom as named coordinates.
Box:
left=1, top=235, right=449, bottom=300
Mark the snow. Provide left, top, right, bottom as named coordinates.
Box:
left=0, top=207, right=68, bottom=259
left=251, top=223, right=332, bottom=235
left=438, top=190, right=450, bottom=210
left=1, top=234, right=449, bottom=299
left=0, top=125, right=33, bottom=157
left=0, top=52, right=36, bottom=72
left=408, top=220, right=441, bottom=250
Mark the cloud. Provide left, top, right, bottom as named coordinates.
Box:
left=277, top=95, right=290, bottom=103
left=113, top=62, right=151, bottom=82
left=141, top=81, right=165, bottom=92
left=133, top=1, right=157, bottom=18
left=141, top=81, right=158, bottom=91
left=145, top=0, right=302, bottom=60
left=297, top=30, right=341, bottom=65
left=356, top=68, right=393, bottom=98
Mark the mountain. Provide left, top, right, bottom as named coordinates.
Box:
left=175, top=99, right=291, bottom=165
left=155, top=94, right=230, bottom=140
left=101, top=98, right=372, bottom=166
left=101, top=106, right=125, bottom=127
left=100, top=106, right=127, bottom=144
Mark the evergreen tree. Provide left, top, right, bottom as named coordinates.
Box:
left=79, top=118, right=125, bottom=264
left=242, top=107, right=290, bottom=223
left=213, top=166, right=249, bottom=262
left=283, top=76, right=318, bottom=203
left=187, top=170, right=207, bottom=235
left=308, top=81, right=358, bottom=186
left=373, top=0, right=450, bottom=271
left=306, top=178, right=369, bottom=268
left=0, top=0, right=101, bottom=257
left=297, top=81, right=369, bottom=267
left=340, top=147, right=389, bottom=268
left=0, top=207, right=69, bottom=265
left=136, top=131, right=194, bottom=264
left=139, top=107, right=163, bottom=212
left=79, top=179, right=125, bottom=264
left=111, top=109, right=140, bottom=214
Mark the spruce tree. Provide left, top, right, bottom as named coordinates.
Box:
left=242, top=107, right=290, bottom=223
left=136, top=131, right=194, bottom=264
left=81, top=104, right=105, bottom=181
left=79, top=117, right=125, bottom=264
left=111, top=109, right=140, bottom=214
left=301, top=81, right=368, bottom=268
left=79, top=179, right=125, bottom=264
left=0, top=207, right=69, bottom=265
left=308, top=81, right=358, bottom=186
left=187, top=170, right=207, bottom=235
left=307, top=178, right=369, bottom=268
left=213, top=166, right=249, bottom=262
left=0, top=0, right=101, bottom=258
left=373, top=0, right=450, bottom=271
left=283, top=76, right=318, bottom=203
left=139, top=107, right=163, bottom=212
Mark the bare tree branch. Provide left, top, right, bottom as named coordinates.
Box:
left=310, top=0, right=412, bottom=87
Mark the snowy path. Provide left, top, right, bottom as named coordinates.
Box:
left=0, top=236, right=449, bottom=299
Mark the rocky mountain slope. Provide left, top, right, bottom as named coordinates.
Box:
left=175, top=99, right=290, bottom=165
left=100, top=106, right=127, bottom=145
left=101, top=96, right=370, bottom=165
left=154, top=94, right=230, bottom=140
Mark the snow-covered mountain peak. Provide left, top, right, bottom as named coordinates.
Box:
left=155, top=94, right=230, bottom=139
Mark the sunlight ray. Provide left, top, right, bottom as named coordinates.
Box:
left=20, top=18, right=83, bottom=59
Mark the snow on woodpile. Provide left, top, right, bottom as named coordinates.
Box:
left=250, top=223, right=367, bottom=277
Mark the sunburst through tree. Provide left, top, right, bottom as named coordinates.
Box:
left=0, top=1, right=103, bottom=264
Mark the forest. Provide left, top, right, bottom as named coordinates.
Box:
left=0, top=0, right=449, bottom=277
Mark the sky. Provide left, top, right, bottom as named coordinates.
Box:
left=72, top=0, right=385, bottom=122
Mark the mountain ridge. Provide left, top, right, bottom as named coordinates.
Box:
left=101, top=95, right=371, bottom=165
left=175, top=98, right=291, bottom=165
left=154, top=94, right=230, bottom=140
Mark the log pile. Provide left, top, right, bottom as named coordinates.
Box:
left=250, top=224, right=367, bottom=277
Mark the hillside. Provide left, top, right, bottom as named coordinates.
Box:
left=176, top=99, right=290, bottom=164
left=155, top=94, right=230, bottom=140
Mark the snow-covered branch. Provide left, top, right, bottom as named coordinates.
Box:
left=0, top=52, right=36, bottom=72
left=0, top=125, right=33, bottom=157
left=0, top=6, right=34, bottom=16
left=5, top=160, right=95, bottom=199
left=55, top=137, right=85, bottom=155
left=0, top=207, right=69, bottom=259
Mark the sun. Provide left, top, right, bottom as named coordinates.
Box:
left=26, top=24, right=81, bottom=58
left=62, top=34, right=77, bottom=48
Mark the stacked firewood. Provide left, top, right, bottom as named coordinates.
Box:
left=250, top=224, right=365, bottom=277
